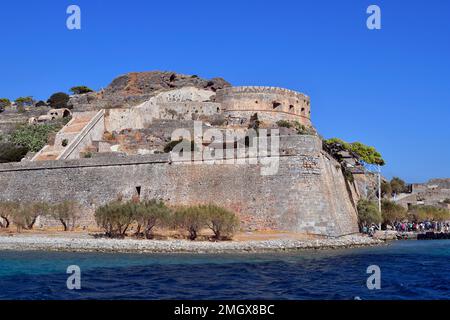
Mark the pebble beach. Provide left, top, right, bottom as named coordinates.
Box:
left=0, top=233, right=382, bottom=254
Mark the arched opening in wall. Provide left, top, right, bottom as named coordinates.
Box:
left=272, top=102, right=281, bottom=109
left=301, top=107, right=305, bottom=113
left=216, top=107, right=220, bottom=113
left=63, top=109, right=71, bottom=118
left=289, top=105, right=294, bottom=112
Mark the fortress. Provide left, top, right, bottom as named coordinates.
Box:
left=0, top=72, right=360, bottom=237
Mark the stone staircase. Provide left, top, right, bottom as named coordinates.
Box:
left=32, top=111, right=104, bottom=161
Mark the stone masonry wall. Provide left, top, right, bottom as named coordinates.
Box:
left=0, top=135, right=358, bottom=236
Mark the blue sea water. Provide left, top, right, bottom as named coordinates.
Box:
left=0, top=240, right=449, bottom=300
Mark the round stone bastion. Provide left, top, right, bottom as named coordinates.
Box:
left=215, top=86, right=311, bottom=126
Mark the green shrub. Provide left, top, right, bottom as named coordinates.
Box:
left=276, top=120, right=292, bottom=128
left=0, top=98, right=11, bottom=112
left=10, top=123, right=62, bottom=152
left=390, top=177, right=408, bottom=195
left=357, top=200, right=382, bottom=229
left=408, top=205, right=450, bottom=222
left=163, top=139, right=197, bottom=153
left=0, top=201, right=19, bottom=228
left=70, top=86, right=94, bottom=95
left=173, top=204, right=239, bottom=240
left=15, top=96, right=34, bottom=107
left=62, top=139, right=69, bottom=147
left=132, top=199, right=171, bottom=239
left=35, top=100, right=47, bottom=107
left=49, top=201, right=79, bottom=231
left=94, top=201, right=134, bottom=238
left=11, top=202, right=50, bottom=231
left=202, top=204, right=239, bottom=240
left=381, top=180, right=392, bottom=198
left=174, top=205, right=209, bottom=240
left=293, top=121, right=315, bottom=135
left=0, top=143, right=28, bottom=163
left=381, top=200, right=407, bottom=225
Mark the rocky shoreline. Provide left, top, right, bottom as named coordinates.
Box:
left=0, top=234, right=383, bottom=254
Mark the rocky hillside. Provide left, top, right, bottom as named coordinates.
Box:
left=69, top=71, right=231, bottom=111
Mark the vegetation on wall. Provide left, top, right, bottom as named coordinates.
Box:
left=163, top=139, right=197, bottom=153
left=275, top=120, right=316, bottom=135
left=324, top=138, right=385, bottom=166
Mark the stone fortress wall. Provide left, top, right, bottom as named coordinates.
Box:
left=0, top=82, right=361, bottom=237
left=0, top=135, right=359, bottom=236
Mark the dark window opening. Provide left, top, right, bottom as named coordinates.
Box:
left=301, top=107, right=305, bottom=112
left=135, top=186, right=141, bottom=197
left=255, top=100, right=259, bottom=104
left=272, top=102, right=281, bottom=109
left=289, top=105, right=294, bottom=111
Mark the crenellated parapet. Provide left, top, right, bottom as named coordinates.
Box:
left=216, top=86, right=312, bottom=126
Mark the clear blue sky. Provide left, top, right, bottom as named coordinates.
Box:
left=0, top=0, right=449, bottom=183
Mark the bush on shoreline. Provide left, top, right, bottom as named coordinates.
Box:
left=408, top=205, right=450, bottom=222
left=203, top=204, right=240, bottom=240
left=133, top=199, right=171, bottom=239
left=357, top=200, right=382, bottom=230
left=0, top=200, right=80, bottom=232
left=49, top=200, right=79, bottom=231
left=381, top=200, right=407, bottom=226
left=93, top=200, right=239, bottom=241
left=174, top=205, right=209, bottom=240
left=95, top=201, right=134, bottom=238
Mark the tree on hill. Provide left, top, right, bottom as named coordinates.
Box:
left=47, top=92, right=70, bottom=109
left=35, top=100, right=48, bottom=107
left=15, top=96, right=34, bottom=108
left=70, top=86, right=94, bottom=95
left=390, top=177, right=408, bottom=195
left=381, top=180, right=392, bottom=198
left=0, top=98, right=11, bottom=112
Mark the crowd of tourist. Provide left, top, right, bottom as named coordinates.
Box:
left=391, top=221, right=450, bottom=233
left=362, top=221, right=450, bottom=236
